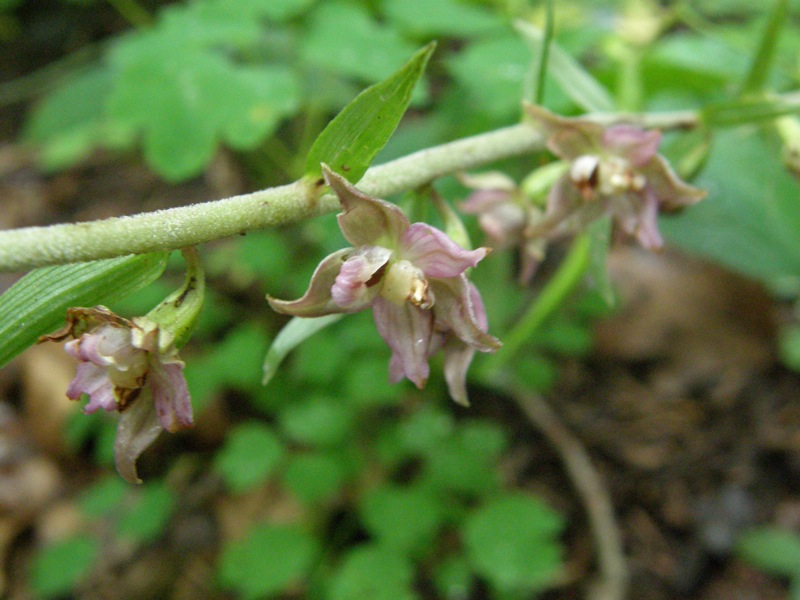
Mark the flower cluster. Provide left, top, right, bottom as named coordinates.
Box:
left=268, top=166, right=501, bottom=406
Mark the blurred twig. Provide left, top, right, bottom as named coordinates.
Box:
left=512, top=389, right=629, bottom=600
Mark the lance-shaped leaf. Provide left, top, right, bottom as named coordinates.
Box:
left=739, top=0, right=789, bottom=97
left=262, top=314, right=342, bottom=385
left=305, top=42, right=436, bottom=183
left=0, top=253, right=168, bottom=368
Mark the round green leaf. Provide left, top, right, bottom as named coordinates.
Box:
left=281, top=451, right=349, bottom=505
left=214, top=422, right=285, bottom=492
left=737, top=526, right=800, bottom=577
left=463, top=494, right=565, bottom=594
left=278, top=395, right=354, bottom=448
left=31, top=535, right=99, bottom=599
left=329, top=544, right=417, bottom=600
left=359, top=483, right=444, bottom=555
left=218, top=524, right=319, bottom=600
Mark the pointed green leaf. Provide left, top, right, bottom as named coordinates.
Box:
left=305, top=42, right=436, bottom=183
left=515, top=20, right=614, bottom=113
left=739, top=0, right=789, bottom=97
left=0, top=252, right=168, bottom=368
left=262, top=315, right=342, bottom=385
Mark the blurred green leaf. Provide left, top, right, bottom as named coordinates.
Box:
left=31, top=535, right=99, bottom=599
left=516, top=20, right=615, bottom=113
left=662, top=128, right=800, bottom=284
left=739, top=0, right=789, bottom=96
left=435, top=555, right=474, bottom=600
left=737, top=526, right=800, bottom=577
left=702, top=96, right=800, bottom=127
left=300, top=2, right=419, bottom=83
left=23, top=66, right=134, bottom=171
left=278, top=395, right=354, bottom=447
left=218, top=523, right=319, bottom=600
left=586, top=216, right=615, bottom=307
left=214, top=422, right=285, bottom=492
left=359, top=483, right=445, bottom=556
left=329, top=544, right=417, bottom=600
left=0, top=252, right=168, bottom=369
left=117, top=481, right=176, bottom=543
left=463, top=494, right=565, bottom=594
left=263, top=315, right=342, bottom=385
left=305, top=41, right=435, bottom=182
left=447, top=35, right=530, bottom=120
left=779, top=324, right=800, bottom=371
left=383, top=0, right=504, bottom=38
left=109, top=34, right=299, bottom=180
left=282, top=451, right=350, bottom=504
left=79, top=476, right=127, bottom=517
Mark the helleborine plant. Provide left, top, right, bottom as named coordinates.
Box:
left=524, top=103, right=707, bottom=249
left=268, top=166, right=501, bottom=406
left=41, top=248, right=205, bottom=483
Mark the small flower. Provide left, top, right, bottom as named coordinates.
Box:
left=43, top=307, right=192, bottom=483
left=459, top=171, right=547, bottom=284
left=268, top=166, right=501, bottom=405
left=525, top=103, right=706, bottom=249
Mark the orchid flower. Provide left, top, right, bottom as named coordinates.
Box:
left=525, top=104, right=706, bottom=249
left=268, top=166, right=501, bottom=406
left=43, top=306, right=192, bottom=482
left=459, top=171, right=547, bottom=284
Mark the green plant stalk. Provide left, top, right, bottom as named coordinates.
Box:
left=0, top=106, right=737, bottom=273
left=531, top=0, right=554, bottom=105
left=487, top=233, right=592, bottom=372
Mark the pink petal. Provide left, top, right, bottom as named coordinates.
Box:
left=114, top=395, right=163, bottom=484
left=268, top=248, right=354, bottom=317
left=634, top=189, right=664, bottom=250
left=324, top=167, right=410, bottom=248
left=602, top=126, right=661, bottom=167
left=69, top=362, right=117, bottom=411
left=430, top=277, right=500, bottom=353
left=372, top=296, right=433, bottom=389
left=460, top=189, right=515, bottom=214
left=331, top=246, right=391, bottom=310
left=149, top=358, right=193, bottom=433
left=399, top=223, right=488, bottom=278
left=440, top=283, right=495, bottom=406
left=526, top=175, right=581, bottom=238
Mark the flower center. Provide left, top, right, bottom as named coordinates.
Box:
left=381, top=260, right=434, bottom=309
left=571, top=155, right=646, bottom=199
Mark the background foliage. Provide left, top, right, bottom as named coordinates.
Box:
left=2, top=0, right=800, bottom=598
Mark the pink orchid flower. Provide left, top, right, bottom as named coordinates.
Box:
left=268, top=166, right=501, bottom=405
left=43, top=306, right=192, bottom=482
left=525, top=104, right=706, bottom=249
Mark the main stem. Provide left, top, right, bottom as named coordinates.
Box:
left=0, top=110, right=699, bottom=273
left=0, top=124, right=542, bottom=273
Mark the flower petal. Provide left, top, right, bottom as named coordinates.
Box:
left=149, top=358, right=193, bottom=433
left=634, top=189, right=664, bottom=250
left=399, top=223, right=488, bottom=278
left=430, top=277, right=501, bottom=353
left=69, top=362, right=117, bottom=411
left=268, top=248, right=354, bottom=317
left=331, top=246, right=391, bottom=310
left=602, top=126, right=661, bottom=167
left=642, top=155, right=707, bottom=211
left=442, top=337, right=476, bottom=407
left=114, top=392, right=163, bottom=484
left=525, top=103, right=603, bottom=160
left=526, top=175, right=581, bottom=238
left=372, top=296, right=432, bottom=389
left=324, top=166, right=409, bottom=248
